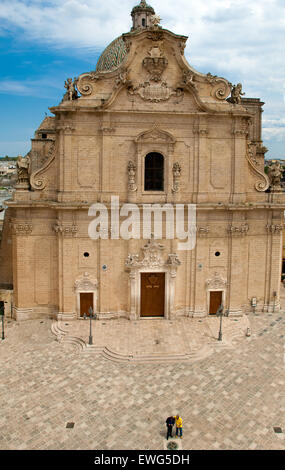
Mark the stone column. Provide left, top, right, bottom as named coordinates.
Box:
left=10, top=220, right=34, bottom=320
left=227, top=222, right=249, bottom=316
left=57, top=123, right=75, bottom=202
left=231, top=117, right=248, bottom=203
left=266, top=223, right=283, bottom=312
left=53, top=219, right=78, bottom=320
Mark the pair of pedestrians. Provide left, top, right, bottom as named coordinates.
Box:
left=166, top=414, right=183, bottom=440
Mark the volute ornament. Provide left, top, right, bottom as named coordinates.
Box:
left=246, top=141, right=269, bottom=192
left=30, top=142, right=56, bottom=191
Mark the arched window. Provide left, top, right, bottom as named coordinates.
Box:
left=144, top=153, right=164, bottom=191
left=142, top=18, right=146, bottom=27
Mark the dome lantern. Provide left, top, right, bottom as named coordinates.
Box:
left=131, top=1, right=155, bottom=30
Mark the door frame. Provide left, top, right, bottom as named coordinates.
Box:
left=207, top=289, right=226, bottom=316
left=129, top=266, right=174, bottom=320
left=140, top=271, right=166, bottom=318
left=74, top=272, right=98, bottom=319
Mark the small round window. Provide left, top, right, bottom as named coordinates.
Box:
left=215, top=251, right=221, bottom=257
left=84, top=252, right=90, bottom=258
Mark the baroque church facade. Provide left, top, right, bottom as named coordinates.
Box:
left=0, top=1, right=284, bottom=321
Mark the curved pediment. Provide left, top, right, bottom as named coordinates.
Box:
left=74, top=26, right=234, bottom=115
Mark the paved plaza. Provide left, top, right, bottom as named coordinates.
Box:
left=0, top=294, right=285, bottom=450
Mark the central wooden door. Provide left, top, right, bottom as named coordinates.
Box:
left=209, top=291, right=223, bottom=315
left=80, top=293, right=93, bottom=317
left=141, top=273, right=165, bottom=317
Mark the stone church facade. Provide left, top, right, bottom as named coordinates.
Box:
left=0, top=1, right=284, bottom=321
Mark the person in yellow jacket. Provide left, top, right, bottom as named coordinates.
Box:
left=174, top=414, right=183, bottom=439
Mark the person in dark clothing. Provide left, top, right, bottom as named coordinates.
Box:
left=166, top=416, right=175, bottom=440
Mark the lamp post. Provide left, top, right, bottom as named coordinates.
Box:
left=0, top=301, right=5, bottom=340
left=83, top=306, right=97, bottom=345
left=216, top=304, right=229, bottom=341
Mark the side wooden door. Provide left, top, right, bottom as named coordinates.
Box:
left=209, top=291, right=223, bottom=315
left=80, top=293, right=94, bottom=317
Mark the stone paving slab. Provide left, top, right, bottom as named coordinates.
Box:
left=0, top=298, right=284, bottom=450
left=51, top=315, right=250, bottom=363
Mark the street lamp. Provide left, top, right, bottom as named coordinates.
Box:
left=83, top=306, right=97, bottom=345
left=0, top=301, right=5, bottom=340
left=216, top=304, right=229, bottom=341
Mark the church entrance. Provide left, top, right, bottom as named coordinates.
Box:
left=140, top=273, right=165, bottom=317
left=80, top=293, right=94, bottom=317
left=209, top=291, right=223, bottom=315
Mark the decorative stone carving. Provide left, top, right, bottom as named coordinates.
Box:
left=62, top=78, right=78, bottom=102
left=206, top=73, right=232, bottom=100
left=267, top=160, right=283, bottom=193
left=125, top=254, right=140, bottom=268
left=197, top=227, right=210, bottom=237
left=76, top=72, right=100, bottom=96
left=266, top=224, right=283, bottom=234
left=127, top=161, right=137, bottom=192
left=30, top=142, right=56, bottom=191
left=127, top=43, right=182, bottom=103
left=114, top=68, right=132, bottom=89
left=74, top=272, right=98, bottom=292
left=53, top=222, right=78, bottom=236
left=179, top=41, right=187, bottom=54
left=10, top=221, right=33, bottom=236
left=146, top=31, right=164, bottom=41
left=228, top=223, right=249, bottom=236
left=143, top=45, right=168, bottom=82
left=15, top=155, right=31, bottom=190
left=135, top=125, right=176, bottom=152
left=125, top=236, right=181, bottom=272
left=172, top=162, right=181, bottom=193
left=140, top=236, right=165, bottom=268
left=228, top=83, right=245, bottom=104
left=206, top=272, right=227, bottom=290
left=246, top=141, right=269, bottom=192
left=128, top=80, right=177, bottom=103
left=177, top=70, right=197, bottom=91
left=149, top=14, right=162, bottom=27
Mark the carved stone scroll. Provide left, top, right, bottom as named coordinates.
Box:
left=30, top=142, right=56, bottom=191
left=246, top=141, right=270, bottom=192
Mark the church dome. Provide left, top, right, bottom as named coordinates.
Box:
left=96, top=36, right=128, bottom=73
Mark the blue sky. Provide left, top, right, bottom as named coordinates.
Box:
left=0, top=0, right=285, bottom=158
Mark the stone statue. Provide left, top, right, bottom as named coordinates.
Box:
left=63, top=78, right=78, bottom=102
left=267, top=160, right=283, bottom=192
left=229, top=83, right=245, bottom=104
left=15, top=155, right=31, bottom=190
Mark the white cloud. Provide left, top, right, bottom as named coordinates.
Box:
left=0, top=78, right=62, bottom=98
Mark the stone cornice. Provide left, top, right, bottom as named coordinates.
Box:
left=5, top=200, right=285, bottom=211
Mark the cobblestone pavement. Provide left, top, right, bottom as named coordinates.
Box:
left=0, top=298, right=285, bottom=450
